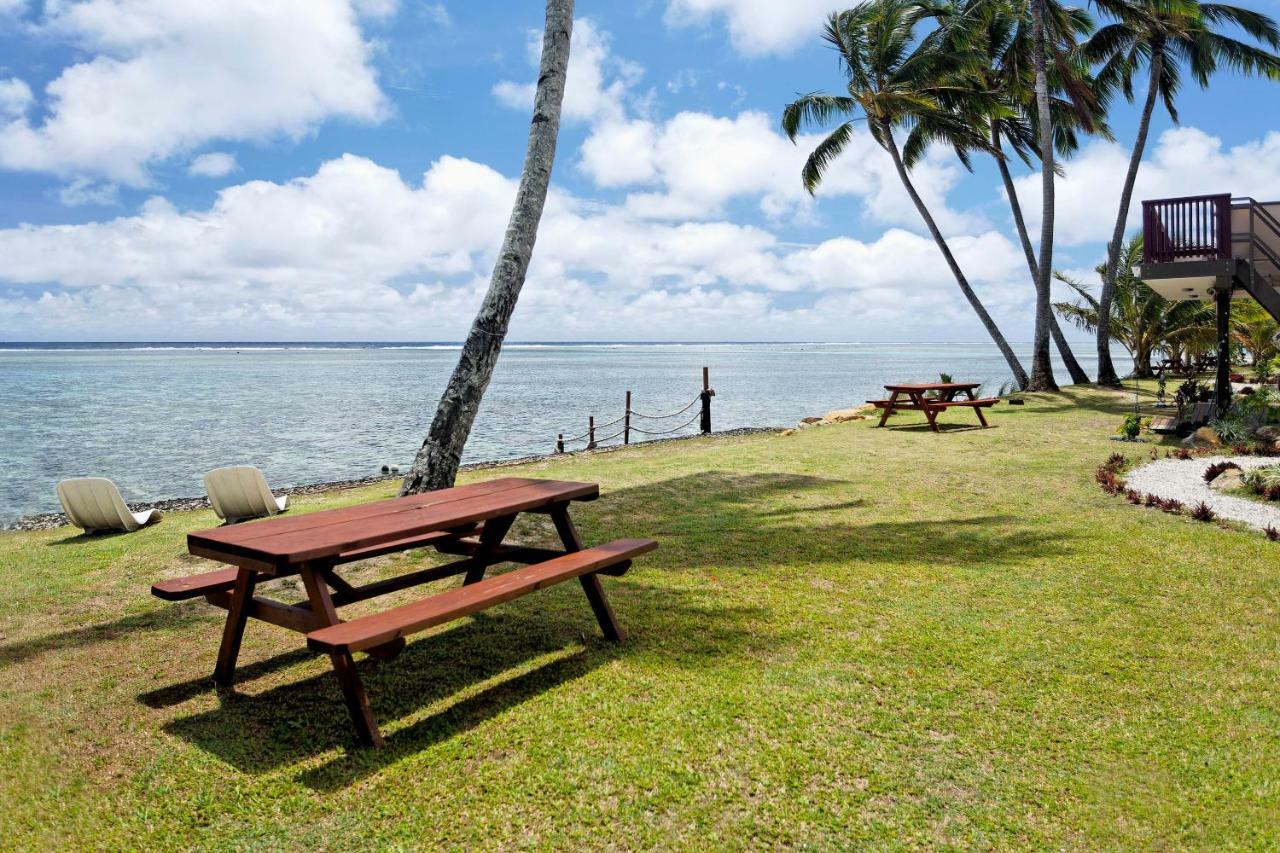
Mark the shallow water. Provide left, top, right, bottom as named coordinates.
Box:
left=0, top=341, right=1103, bottom=522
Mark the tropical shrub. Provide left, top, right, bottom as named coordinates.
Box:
left=1255, top=355, right=1277, bottom=383
left=1242, top=466, right=1280, bottom=500
left=1190, top=501, right=1216, bottom=522
left=1117, top=413, right=1144, bottom=439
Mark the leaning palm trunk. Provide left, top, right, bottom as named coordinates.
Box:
left=883, top=126, right=1030, bottom=388
left=401, top=0, right=573, bottom=494
left=1027, top=0, right=1058, bottom=391
left=1097, top=45, right=1165, bottom=387
left=993, top=130, right=1090, bottom=384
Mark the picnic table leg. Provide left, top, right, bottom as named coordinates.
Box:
left=300, top=562, right=384, bottom=748
left=463, top=513, right=517, bottom=585
left=548, top=503, right=626, bottom=643
left=213, top=567, right=257, bottom=688
left=876, top=390, right=899, bottom=427
left=914, top=392, right=940, bottom=432
left=964, top=387, right=990, bottom=427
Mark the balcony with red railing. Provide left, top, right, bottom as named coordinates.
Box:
left=1141, top=194, right=1233, bottom=264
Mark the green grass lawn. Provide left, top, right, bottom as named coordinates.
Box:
left=2, top=386, right=1278, bottom=848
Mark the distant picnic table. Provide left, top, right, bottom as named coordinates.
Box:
left=152, top=477, right=656, bottom=747
left=868, top=382, right=998, bottom=432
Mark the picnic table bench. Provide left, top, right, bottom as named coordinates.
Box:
left=867, top=382, right=998, bottom=431
left=151, top=477, right=656, bottom=747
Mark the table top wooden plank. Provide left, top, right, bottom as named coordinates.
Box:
left=199, top=477, right=539, bottom=545
left=188, top=478, right=599, bottom=571
left=883, top=382, right=981, bottom=392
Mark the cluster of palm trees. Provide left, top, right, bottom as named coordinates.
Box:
left=783, top=0, right=1280, bottom=392
left=1055, top=235, right=1280, bottom=377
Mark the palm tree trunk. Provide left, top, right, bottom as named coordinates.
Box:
left=993, top=129, right=1090, bottom=384
left=882, top=126, right=1030, bottom=389
left=1027, top=0, right=1058, bottom=392
left=1097, top=44, right=1165, bottom=387
left=401, top=0, right=573, bottom=494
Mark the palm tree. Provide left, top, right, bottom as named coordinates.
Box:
left=1028, top=0, right=1077, bottom=391
left=1231, top=300, right=1279, bottom=364
left=1084, top=0, right=1280, bottom=386
left=402, top=0, right=574, bottom=494
left=783, top=0, right=1031, bottom=389
left=1055, top=234, right=1212, bottom=376
left=949, top=0, right=1107, bottom=385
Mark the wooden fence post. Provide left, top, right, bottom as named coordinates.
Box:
left=556, top=433, right=564, bottom=454
left=624, top=391, right=631, bottom=445
left=700, top=366, right=715, bottom=434
left=587, top=416, right=596, bottom=450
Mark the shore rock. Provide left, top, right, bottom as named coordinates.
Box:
left=822, top=406, right=870, bottom=423
left=1182, top=426, right=1222, bottom=450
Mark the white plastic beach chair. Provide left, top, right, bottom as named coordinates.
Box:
left=203, top=466, right=288, bottom=524
left=55, top=478, right=161, bottom=534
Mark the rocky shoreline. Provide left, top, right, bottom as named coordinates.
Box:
left=8, top=426, right=779, bottom=532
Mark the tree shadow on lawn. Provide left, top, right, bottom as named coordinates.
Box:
left=158, top=471, right=1069, bottom=784
left=0, top=599, right=213, bottom=667
left=596, top=471, right=1073, bottom=570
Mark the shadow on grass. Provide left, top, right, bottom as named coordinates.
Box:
left=46, top=529, right=137, bottom=546
left=164, top=592, right=777, bottom=787
left=0, top=600, right=212, bottom=667
left=880, top=422, right=994, bottom=433
left=139, top=647, right=315, bottom=709
left=155, top=470, right=1071, bottom=784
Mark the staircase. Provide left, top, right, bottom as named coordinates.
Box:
left=1229, top=198, right=1280, bottom=321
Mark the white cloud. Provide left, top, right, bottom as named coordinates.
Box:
left=352, top=0, right=399, bottom=18
left=0, top=0, right=388, bottom=185
left=0, top=153, right=1031, bottom=340
left=579, top=120, right=658, bottom=187
left=57, top=177, right=118, bottom=206
left=492, top=18, right=643, bottom=124
left=188, top=152, right=239, bottom=178
left=0, top=78, right=32, bottom=119
left=664, top=0, right=837, bottom=56
left=420, top=3, right=451, bottom=27
left=580, top=109, right=982, bottom=233
left=1012, top=127, right=1280, bottom=246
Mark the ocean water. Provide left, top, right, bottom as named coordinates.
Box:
left=0, top=342, right=1102, bottom=523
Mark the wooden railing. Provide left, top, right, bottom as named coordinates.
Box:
left=1141, top=194, right=1232, bottom=263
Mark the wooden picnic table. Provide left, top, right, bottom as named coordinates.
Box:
left=868, top=382, right=998, bottom=432
left=152, top=477, right=656, bottom=747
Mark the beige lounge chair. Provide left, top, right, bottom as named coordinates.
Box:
left=203, top=466, right=288, bottom=524
left=56, top=478, right=161, bottom=534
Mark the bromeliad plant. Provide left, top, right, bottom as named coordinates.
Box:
left=1203, top=460, right=1241, bottom=482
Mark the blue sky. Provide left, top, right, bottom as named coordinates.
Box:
left=2, top=0, right=1280, bottom=342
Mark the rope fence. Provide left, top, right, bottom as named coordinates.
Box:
left=555, top=367, right=716, bottom=454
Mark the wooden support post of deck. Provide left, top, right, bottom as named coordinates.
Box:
left=1215, top=282, right=1232, bottom=418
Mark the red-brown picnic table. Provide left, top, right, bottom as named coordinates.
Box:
left=868, top=382, right=998, bottom=432
left=153, top=476, right=656, bottom=747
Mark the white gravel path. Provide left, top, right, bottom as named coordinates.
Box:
left=1124, top=456, right=1280, bottom=531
